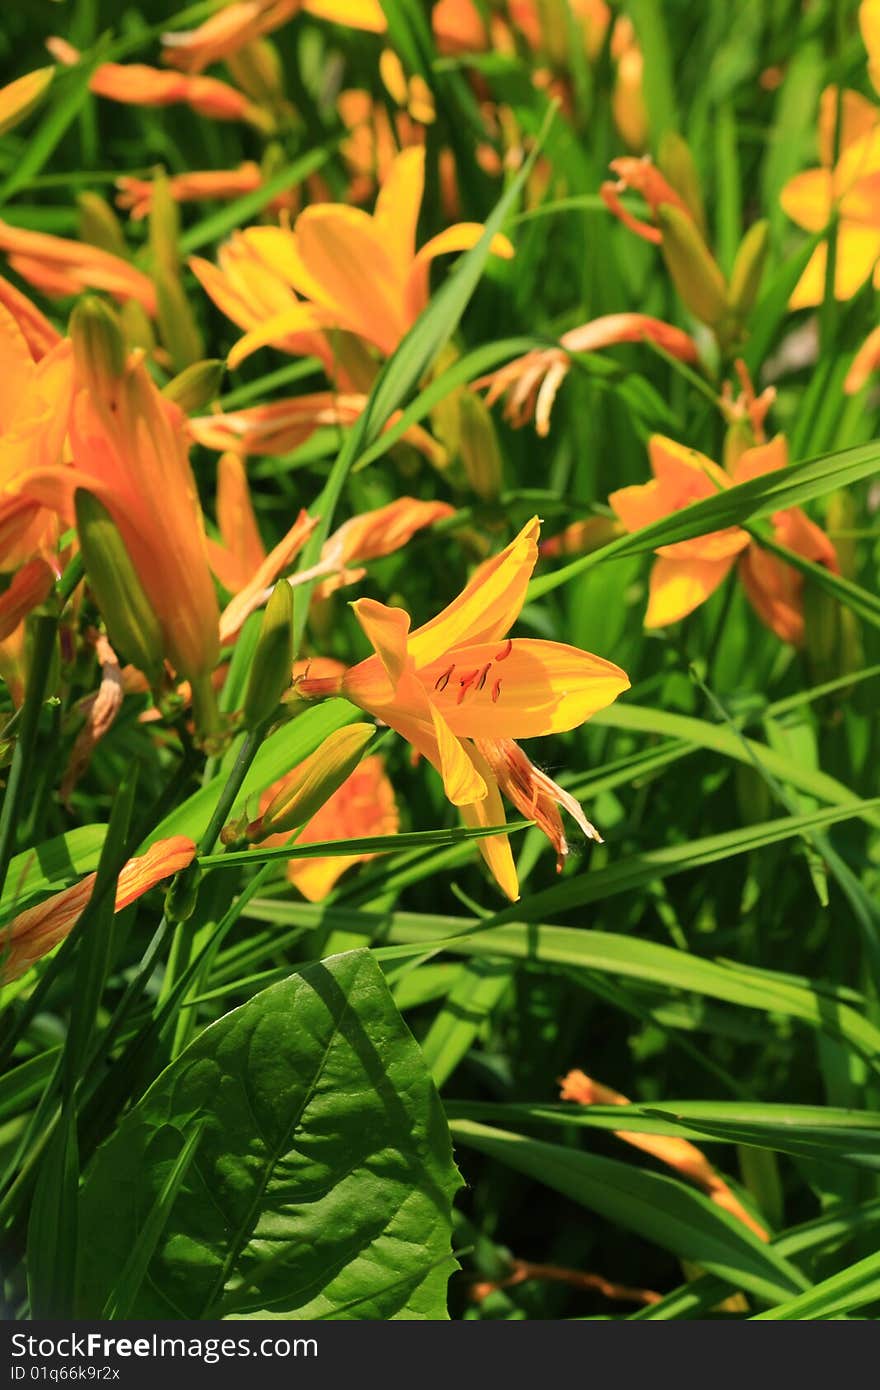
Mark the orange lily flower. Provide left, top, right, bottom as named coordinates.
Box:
left=257, top=749, right=398, bottom=900
left=206, top=452, right=316, bottom=644
left=1, top=836, right=196, bottom=983
left=608, top=435, right=839, bottom=643
left=314, top=495, right=456, bottom=600
left=161, top=0, right=302, bottom=72
left=0, top=297, right=73, bottom=573
left=610, top=17, right=648, bottom=152
left=203, top=148, right=514, bottom=365
left=0, top=67, right=54, bottom=138
left=209, top=452, right=452, bottom=637
left=780, top=86, right=880, bottom=308
left=189, top=391, right=446, bottom=466
left=298, top=517, right=630, bottom=898
left=600, top=156, right=691, bottom=244
left=0, top=272, right=61, bottom=361
left=432, top=0, right=490, bottom=54
left=189, top=233, right=335, bottom=377
left=0, top=559, right=55, bottom=642
left=162, top=0, right=385, bottom=72
left=559, top=1070, right=768, bottom=1241
left=0, top=222, right=156, bottom=315
left=475, top=313, right=698, bottom=436
left=89, top=62, right=265, bottom=126
left=337, top=88, right=426, bottom=206
left=115, top=163, right=292, bottom=222
left=21, top=315, right=221, bottom=688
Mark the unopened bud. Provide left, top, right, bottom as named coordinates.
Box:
left=164, top=860, right=202, bottom=923
left=70, top=296, right=126, bottom=390
left=154, top=262, right=204, bottom=374
left=120, top=299, right=155, bottom=355
left=0, top=67, right=53, bottom=137
left=77, top=192, right=129, bottom=259
left=149, top=168, right=179, bottom=274
left=658, top=205, right=727, bottom=328
left=243, top=581, right=294, bottom=729
left=163, top=358, right=225, bottom=413
left=728, top=220, right=770, bottom=322
left=226, top=39, right=285, bottom=105
left=458, top=392, right=503, bottom=501
left=657, top=132, right=706, bottom=236
left=248, top=723, right=374, bottom=841
left=74, top=489, right=165, bottom=686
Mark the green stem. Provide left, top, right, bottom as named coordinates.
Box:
left=0, top=615, right=57, bottom=900
left=161, top=726, right=267, bottom=1007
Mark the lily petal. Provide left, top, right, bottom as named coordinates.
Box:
left=425, top=638, right=630, bottom=739
left=645, top=553, right=736, bottom=627
left=408, top=516, right=540, bottom=668
left=350, top=597, right=412, bottom=691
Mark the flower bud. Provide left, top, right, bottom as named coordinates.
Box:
left=243, top=581, right=294, bottom=729
left=728, top=220, right=770, bottom=322
left=70, top=295, right=126, bottom=389
left=226, top=39, right=285, bottom=106
left=120, top=299, right=156, bottom=356
left=658, top=205, right=727, bottom=328
left=154, top=262, right=204, bottom=373
left=149, top=168, right=179, bottom=275
left=458, top=391, right=503, bottom=501
left=74, top=489, right=165, bottom=687
left=657, top=131, right=706, bottom=236
left=247, top=723, right=375, bottom=841
left=77, top=192, right=129, bottom=259
left=0, top=67, right=53, bottom=137
left=162, top=358, right=225, bottom=413
left=164, top=859, right=202, bottom=923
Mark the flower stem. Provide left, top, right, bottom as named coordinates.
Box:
left=0, top=614, right=57, bottom=900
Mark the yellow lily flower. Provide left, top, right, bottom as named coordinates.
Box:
left=0, top=297, right=73, bottom=572
left=298, top=517, right=630, bottom=899
left=609, top=435, right=839, bottom=643
left=781, top=86, right=880, bottom=308
left=199, top=147, right=514, bottom=366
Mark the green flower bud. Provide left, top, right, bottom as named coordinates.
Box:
left=154, top=263, right=204, bottom=375
left=74, top=489, right=164, bottom=687
left=657, top=131, right=706, bottom=237
left=248, top=723, right=374, bottom=841
left=728, top=220, right=770, bottom=322
left=77, top=192, right=129, bottom=259
left=164, top=860, right=202, bottom=923
left=162, top=359, right=225, bottom=413
left=243, top=581, right=294, bottom=730
left=70, top=296, right=126, bottom=389
left=658, top=205, right=728, bottom=328
left=458, top=391, right=504, bottom=501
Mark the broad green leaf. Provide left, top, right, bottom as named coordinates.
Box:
left=450, top=1120, right=805, bottom=1305
left=76, top=950, right=460, bottom=1319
